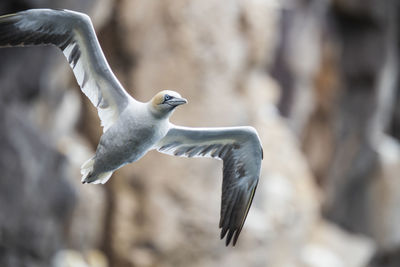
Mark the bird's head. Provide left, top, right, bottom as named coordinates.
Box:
left=149, top=90, right=187, bottom=118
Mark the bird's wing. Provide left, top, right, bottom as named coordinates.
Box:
left=0, top=9, right=135, bottom=131
left=156, top=124, right=263, bottom=246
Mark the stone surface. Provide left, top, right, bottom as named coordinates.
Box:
left=102, top=0, right=372, bottom=266
left=1, top=0, right=400, bottom=266
left=0, top=91, right=76, bottom=267
left=301, top=222, right=375, bottom=267
left=368, top=136, right=400, bottom=249
left=0, top=1, right=111, bottom=266
left=272, top=0, right=400, bottom=265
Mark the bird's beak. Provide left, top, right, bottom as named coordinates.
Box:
left=167, top=97, right=188, bottom=106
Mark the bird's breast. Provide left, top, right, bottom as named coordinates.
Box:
left=97, top=109, right=169, bottom=166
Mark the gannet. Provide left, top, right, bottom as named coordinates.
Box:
left=0, top=9, right=263, bottom=246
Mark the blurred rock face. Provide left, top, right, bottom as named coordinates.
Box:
left=0, top=1, right=111, bottom=266
left=272, top=0, right=400, bottom=266
left=107, top=1, right=288, bottom=265
left=103, top=0, right=371, bottom=266
left=0, top=102, right=76, bottom=267
left=1, top=0, right=400, bottom=267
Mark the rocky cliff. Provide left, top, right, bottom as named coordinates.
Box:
left=0, top=0, right=399, bottom=267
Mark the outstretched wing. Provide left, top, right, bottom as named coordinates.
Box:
left=0, top=9, right=134, bottom=131
left=156, top=125, right=263, bottom=246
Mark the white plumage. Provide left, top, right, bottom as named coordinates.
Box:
left=0, top=8, right=263, bottom=246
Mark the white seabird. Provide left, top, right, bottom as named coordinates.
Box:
left=0, top=9, right=263, bottom=246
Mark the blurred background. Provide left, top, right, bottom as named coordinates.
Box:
left=0, top=0, right=399, bottom=266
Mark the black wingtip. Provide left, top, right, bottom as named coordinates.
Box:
left=232, top=228, right=241, bottom=246
left=226, top=230, right=234, bottom=246
left=220, top=227, right=228, bottom=240
left=223, top=229, right=241, bottom=246
left=220, top=227, right=238, bottom=247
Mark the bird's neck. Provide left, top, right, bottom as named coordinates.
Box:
left=147, top=102, right=173, bottom=120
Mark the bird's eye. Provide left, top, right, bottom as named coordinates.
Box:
left=164, top=94, right=172, bottom=101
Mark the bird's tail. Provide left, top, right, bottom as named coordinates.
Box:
left=80, top=156, right=113, bottom=184
left=80, top=156, right=95, bottom=179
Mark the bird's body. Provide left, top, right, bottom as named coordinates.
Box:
left=0, top=8, right=263, bottom=246
left=83, top=96, right=173, bottom=184
left=97, top=103, right=165, bottom=168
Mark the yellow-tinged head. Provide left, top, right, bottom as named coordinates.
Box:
left=149, top=90, right=187, bottom=118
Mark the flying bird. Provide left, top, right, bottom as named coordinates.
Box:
left=0, top=9, right=263, bottom=246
